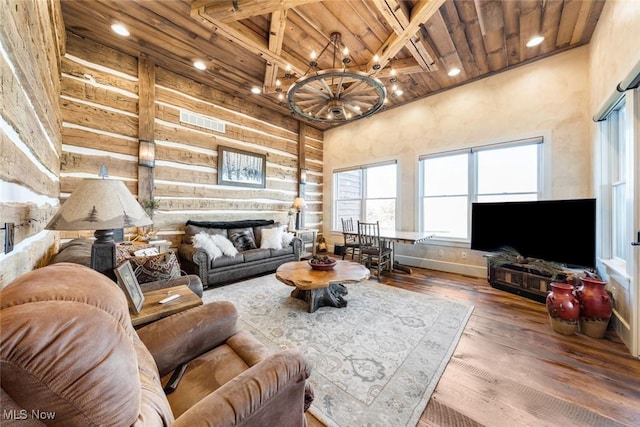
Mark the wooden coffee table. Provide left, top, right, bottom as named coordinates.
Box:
left=275, top=260, right=370, bottom=313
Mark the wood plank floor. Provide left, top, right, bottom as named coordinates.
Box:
left=306, top=266, right=640, bottom=427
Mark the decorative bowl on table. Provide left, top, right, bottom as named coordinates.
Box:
left=308, top=255, right=337, bottom=270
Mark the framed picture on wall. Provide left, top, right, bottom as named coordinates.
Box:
left=114, top=261, right=145, bottom=314
left=217, top=145, right=266, bottom=188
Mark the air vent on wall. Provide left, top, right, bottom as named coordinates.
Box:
left=180, top=110, right=225, bottom=133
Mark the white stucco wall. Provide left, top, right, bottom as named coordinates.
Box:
left=589, top=0, right=640, bottom=114
left=323, top=46, right=592, bottom=276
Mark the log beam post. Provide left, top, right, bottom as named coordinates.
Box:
left=138, top=55, right=155, bottom=207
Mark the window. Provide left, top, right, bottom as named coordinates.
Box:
left=420, top=138, right=542, bottom=240
left=334, top=162, right=397, bottom=230
left=602, top=99, right=629, bottom=264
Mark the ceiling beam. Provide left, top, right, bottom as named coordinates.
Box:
left=371, top=0, right=438, bottom=71
left=194, top=0, right=444, bottom=92
left=367, top=0, right=446, bottom=74
left=192, top=0, right=321, bottom=23
left=192, top=8, right=308, bottom=77
left=264, top=8, right=288, bottom=88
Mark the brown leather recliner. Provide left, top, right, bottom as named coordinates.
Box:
left=0, top=263, right=312, bottom=426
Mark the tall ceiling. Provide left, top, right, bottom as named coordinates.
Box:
left=61, top=0, right=605, bottom=130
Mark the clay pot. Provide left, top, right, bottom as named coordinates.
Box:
left=576, top=277, right=612, bottom=338
left=546, top=282, right=580, bottom=335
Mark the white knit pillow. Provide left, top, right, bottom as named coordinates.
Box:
left=260, top=227, right=283, bottom=249
left=193, top=232, right=223, bottom=260
left=210, top=234, right=239, bottom=257
left=281, top=230, right=295, bottom=247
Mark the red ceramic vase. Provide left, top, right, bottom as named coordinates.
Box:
left=576, top=277, right=612, bottom=338
left=546, top=282, right=580, bottom=335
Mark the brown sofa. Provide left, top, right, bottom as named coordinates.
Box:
left=1, top=263, right=312, bottom=426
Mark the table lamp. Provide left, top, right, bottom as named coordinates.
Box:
left=46, top=178, right=152, bottom=280
left=291, top=197, right=306, bottom=230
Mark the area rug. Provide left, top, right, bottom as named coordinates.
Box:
left=203, top=274, right=473, bottom=427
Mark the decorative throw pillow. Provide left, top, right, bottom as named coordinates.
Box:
left=193, top=232, right=223, bottom=260
left=209, top=234, right=239, bottom=257
left=127, top=251, right=181, bottom=284
left=281, top=229, right=295, bottom=247
left=228, top=228, right=258, bottom=252
left=260, top=227, right=283, bottom=249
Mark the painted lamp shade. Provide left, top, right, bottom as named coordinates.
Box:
left=46, top=179, right=152, bottom=231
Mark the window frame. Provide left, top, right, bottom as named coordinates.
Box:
left=598, top=97, right=630, bottom=279
left=332, top=160, right=398, bottom=231
left=419, top=137, right=544, bottom=243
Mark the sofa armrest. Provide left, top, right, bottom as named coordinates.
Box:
left=171, top=350, right=312, bottom=427
left=138, top=274, right=204, bottom=297
left=136, top=302, right=238, bottom=376
left=291, top=237, right=303, bottom=261
left=178, top=244, right=209, bottom=286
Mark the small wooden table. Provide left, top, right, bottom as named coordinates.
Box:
left=379, top=230, right=435, bottom=274
left=130, top=285, right=202, bottom=327
left=275, top=260, right=370, bottom=313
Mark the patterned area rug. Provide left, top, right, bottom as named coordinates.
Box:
left=203, top=274, right=473, bottom=427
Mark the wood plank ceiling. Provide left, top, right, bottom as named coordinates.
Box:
left=60, top=0, right=605, bottom=131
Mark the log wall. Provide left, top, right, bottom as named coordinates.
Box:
left=60, top=34, right=323, bottom=248
left=0, top=0, right=64, bottom=287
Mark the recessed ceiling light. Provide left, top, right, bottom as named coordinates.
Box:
left=526, top=36, right=544, bottom=47
left=193, top=61, right=207, bottom=70
left=448, top=67, right=461, bottom=77
left=111, top=23, right=130, bottom=37
left=251, top=86, right=261, bottom=94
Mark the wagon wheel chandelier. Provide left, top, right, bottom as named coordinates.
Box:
left=286, top=32, right=387, bottom=124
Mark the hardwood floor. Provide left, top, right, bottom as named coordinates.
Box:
left=306, top=266, right=640, bottom=427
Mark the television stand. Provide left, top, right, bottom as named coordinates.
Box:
left=487, top=259, right=573, bottom=303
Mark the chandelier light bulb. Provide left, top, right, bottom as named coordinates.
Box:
left=342, top=46, right=351, bottom=64
left=309, top=51, right=318, bottom=68
left=390, top=66, right=398, bottom=83
left=278, top=93, right=284, bottom=100
left=373, top=54, right=381, bottom=70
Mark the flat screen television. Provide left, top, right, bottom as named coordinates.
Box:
left=470, top=198, right=596, bottom=268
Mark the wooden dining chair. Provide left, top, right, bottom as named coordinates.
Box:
left=357, top=220, right=392, bottom=280
left=340, top=217, right=361, bottom=260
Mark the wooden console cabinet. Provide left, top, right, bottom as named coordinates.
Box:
left=487, top=260, right=571, bottom=303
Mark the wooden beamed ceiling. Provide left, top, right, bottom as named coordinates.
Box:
left=60, top=0, right=605, bottom=131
